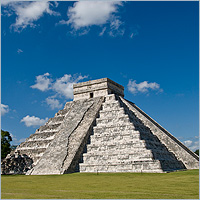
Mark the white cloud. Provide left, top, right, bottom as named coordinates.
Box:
left=59, top=1, right=124, bottom=36
left=128, top=80, right=163, bottom=95
left=17, top=48, right=23, bottom=54
left=30, top=73, right=52, bottom=91
left=52, top=74, right=88, bottom=99
left=46, top=97, right=63, bottom=110
left=57, top=19, right=68, bottom=25
left=130, top=30, right=139, bottom=39
left=183, top=140, right=193, bottom=147
left=1, top=0, right=17, bottom=6
left=6, top=1, right=59, bottom=32
left=67, top=1, right=122, bottom=29
left=129, top=25, right=140, bottom=39
left=99, top=27, right=107, bottom=36
left=183, top=140, right=199, bottom=152
left=21, top=115, right=48, bottom=127
left=1, top=104, right=9, bottom=116
left=30, top=73, right=88, bottom=108
left=108, top=18, right=125, bottom=37
left=18, top=138, right=26, bottom=143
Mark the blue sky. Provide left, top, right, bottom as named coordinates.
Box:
left=1, top=1, right=199, bottom=151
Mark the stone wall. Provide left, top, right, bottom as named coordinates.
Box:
left=73, top=78, right=124, bottom=101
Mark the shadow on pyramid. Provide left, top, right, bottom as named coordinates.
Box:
left=1, top=78, right=199, bottom=175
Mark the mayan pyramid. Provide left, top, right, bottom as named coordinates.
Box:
left=1, top=78, right=199, bottom=175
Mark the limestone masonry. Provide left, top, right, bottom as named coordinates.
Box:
left=1, top=78, right=199, bottom=175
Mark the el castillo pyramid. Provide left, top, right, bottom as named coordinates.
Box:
left=1, top=78, right=199, bottom=175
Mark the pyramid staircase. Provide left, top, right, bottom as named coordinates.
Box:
left=80, top=94, right=189, bottom=172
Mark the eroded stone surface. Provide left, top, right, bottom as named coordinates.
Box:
left=1, top=152, right=33, bottom=175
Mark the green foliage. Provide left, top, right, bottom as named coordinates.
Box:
left=194, top=149, right=199, bottom=156
left=1, top=130, right=12, bottom=159
left=11, top=145, right=17, bottom=151
left=1, top=170, right=199, bottom=199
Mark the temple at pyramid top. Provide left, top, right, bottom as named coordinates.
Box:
left=73, top=78, right=124, bottom=101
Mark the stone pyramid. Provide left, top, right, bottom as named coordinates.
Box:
left=1, top=78, right=198, bottom=175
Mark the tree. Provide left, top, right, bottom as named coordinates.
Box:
left=1, top=130, right=12, bottom=159
left=11, top=145, right=17, bottom=151
left=194, top=149, right=199, bottom=156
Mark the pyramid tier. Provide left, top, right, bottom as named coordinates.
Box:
left=12, top=102, right=74, bottom=166
left=26, top=131, right=56, bottom=141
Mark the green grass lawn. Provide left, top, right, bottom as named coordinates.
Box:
left=1, top=169, right=199, bottom=199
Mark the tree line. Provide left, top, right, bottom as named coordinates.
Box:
left=1, top=130, right=17, bottom=159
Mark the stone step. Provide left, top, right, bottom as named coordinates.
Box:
left=15, top=148, right=47, bottom=164
left=87, top=141, right=147, bottom=149
left=27, top=131, right=56, bottom=141
left=48, top=115, right=65, bottom=124
left=90, top=135, right=169, bottom=149
left=47, top=120, right=63, bottom=126
left=86, top=144, right=150, bottom=152
left=92, top=133, right=140, bottom=140
left=56, top=102, right=72, bottom=116
left=102, top=101, right=122, bottom=111
left=84, top=148, right=152, bottom=155
left=16, top=147, right=47, bottom=154
left=92, top=129, right=159, bottom=139
left=96, top=115, right=130, bottom=125
left=82, top=151, right=177, bottom=163
left=99, top=108, right=125, bottom=118
left=16, top=145, right=49, bottom=151
left=83, top=157, right=155, bottom=165
left=93, top=124, right=136, bottom=133
left=85, top=145, right=177, bottom=159
left=80, top=160, right=163, bottom=173
left=81, top=159, right=159, bottom=166
left=88, top=152, right=177, bottom=165
left=93, top=127, right=158, bottom=141
left=55, top=109, right=69, bottom=116
left=38, top=123, right=61, bottom=132
left=104, top=94, right=118, bottom=102
left=87, top=139, right=148, bottom=147
left=83, top=152, right=154, bottom=161
left=96, top=121, right=132, bottom=128
left=90, top=133, right=141, bottom=142
left=17, top=140, right=52, bottom=149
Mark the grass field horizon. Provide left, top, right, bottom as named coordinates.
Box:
left=1, top=169, right=199, bottom=199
